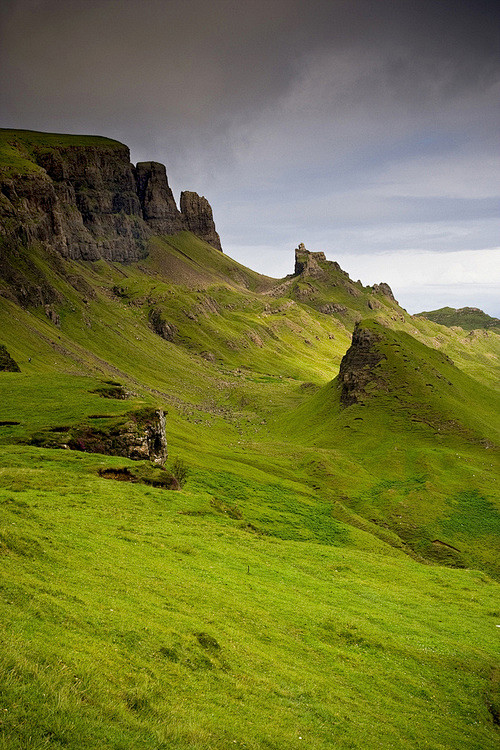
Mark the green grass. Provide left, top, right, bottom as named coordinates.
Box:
left=418, top=307, right=500, bottom=333
left=0, top=446, right=499, bottom=749
left=0, top=219, right=499, bottom=747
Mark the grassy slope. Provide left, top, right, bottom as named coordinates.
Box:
left=418, top=307, right=500, bottom=334
left=1, top=445, right=499, bottom=750
left=0, top=223, right=499, bottom=746
left=0, top=129, right=125, bottom=175
left=278, top=320, right=500, bottom=576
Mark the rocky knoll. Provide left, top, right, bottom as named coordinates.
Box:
left=0, top=130, right=223, bottom=273
left=294, top=243, right=328, bottom=277
left=338, top=323, right=386, bottom=406
left=293, top=243, right=351, bottom=281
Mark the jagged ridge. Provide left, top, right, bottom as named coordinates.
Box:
left=0, top=129, right=222, bottom=267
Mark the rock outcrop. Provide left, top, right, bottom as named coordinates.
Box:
left=148, top=308, right=178, bottom=342
left=135, top=162, right=184, bottom=234
left=0, top=344, right=20, bottom=372
left=338, top=323, right=386, bottom=406
left=30, top=407, right=168, bottom=466
left=294, top=243, right=326, bottom=276
left=0, top=131, right=223, bottom=279
left=372, top=283, right=396, bottom=302
left=293, top=243, right=350, bottom=281
left=180, top=191, right=222, bottom=251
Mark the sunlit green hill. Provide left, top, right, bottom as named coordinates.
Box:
left=418, top=306, right=500, bottom=333
left=0, top=130, right=499, bottom=749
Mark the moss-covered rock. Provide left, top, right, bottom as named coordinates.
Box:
left=29, top=407, right=168, bottom=465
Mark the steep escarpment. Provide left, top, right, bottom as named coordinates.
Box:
left=0, top=135, right=149, bottom=263
left=0, top=130, right=223, bottom=278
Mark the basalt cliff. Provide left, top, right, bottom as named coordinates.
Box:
left=0, top=130, right=222, bottom=268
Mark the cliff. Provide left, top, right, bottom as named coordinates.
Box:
left=180, top=191, right=222, bottom=251
left=0, top=130, right=222, bottom=273
left=338, top=323, right=386, bottom=406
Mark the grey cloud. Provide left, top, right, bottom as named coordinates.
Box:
left=1, top=0, right=499, bottom=311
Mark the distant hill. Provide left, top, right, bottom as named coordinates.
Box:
left=418, top=306, right=500, bottom=332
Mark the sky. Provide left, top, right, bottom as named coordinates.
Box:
left=1, top=0, right=499, bottom=315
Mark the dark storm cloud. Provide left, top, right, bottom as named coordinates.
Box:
left=1, top=0, right=497, bottom=152
left=1, top=1, right=499, bottom=311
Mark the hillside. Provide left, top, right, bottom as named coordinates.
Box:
left=0, top=130, right=499, bottom=750
left=418, top=306, right=500, bottom=333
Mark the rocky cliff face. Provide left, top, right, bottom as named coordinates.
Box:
left=135, top=161, right=185, bottom=235
left=0, top=141, right=150, bottom=263
left=180, top=191, right=222, bottom=251
left=0, top=131, right=223, bottom=277
left=338, top=323, right=386, bottom=406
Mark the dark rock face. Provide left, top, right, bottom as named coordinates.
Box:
left=338, top=324, right=386, bottom=406
left=148, top=308, right=178, bottom=342
left=70, top=408, right=168, bottom=466
left=0, top=344, right=20, bottom=372
left=294, top=243, right=326, bottom=276
left=180, top=191, right=222, bottom=251
left=372, top=283, right=396, bottom=302
left=0, top=133, right=223, bottom=281
left=0, top=144, right=150, bottom=263
left=135, top=162, right=184, bottom=234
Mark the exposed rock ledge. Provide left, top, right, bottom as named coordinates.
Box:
left=30, top=407, right=168, bottom=466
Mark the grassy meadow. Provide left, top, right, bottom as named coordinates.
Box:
left=0, top=222, right=499, bottom=748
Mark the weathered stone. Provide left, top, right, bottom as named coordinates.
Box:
left=180, top=191, right=222, bottom=251
left=319, top=303, right=348, bottom=315
left=0, top=133, right=224, bottom=281
left=31, top=407, right=168, bottom=466
left=148, top=308, right=178, bottom=342
left=338, top=324, right=386, bottom=406
left=294, top=243, right=326, bottom=276
left=372, top=282, right=396, bottom=302
left=135, top=162, right=184, bottom=234
left=0, top=142, right=150, bottom=264
left=44, top=305, right=60, bottom=326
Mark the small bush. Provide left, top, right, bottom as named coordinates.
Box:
left=172, top=457, right=188, bottom=487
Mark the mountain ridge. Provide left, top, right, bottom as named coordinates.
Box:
left=0, top=128, right=499, bottom=750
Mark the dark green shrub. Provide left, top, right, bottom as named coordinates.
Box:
left=172, top=457, right=188, bottom=487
